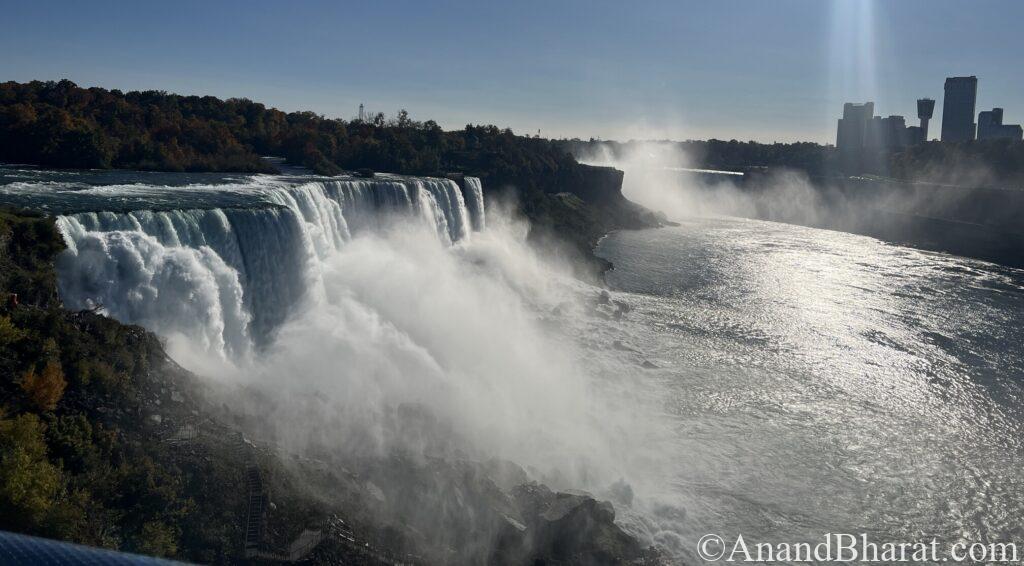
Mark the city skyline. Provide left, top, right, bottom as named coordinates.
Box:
left=2, top=0, right=1023, bottom=144
left=838, top=74, right=1021, bottom=157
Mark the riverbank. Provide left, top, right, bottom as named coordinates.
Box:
left=663, top=167, right=1024, bottom=270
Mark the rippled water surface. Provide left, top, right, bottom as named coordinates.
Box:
left=596, top=217, right=1024, bottom=559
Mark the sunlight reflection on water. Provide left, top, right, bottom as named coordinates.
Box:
left=596, top=217, right=1024, bottom=556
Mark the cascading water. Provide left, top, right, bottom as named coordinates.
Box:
left=463, top=176, right=486, bottom=232
left=56, top=209, right=257, bottom=359
left=46, top=174, right=485, bottom=361
left=26, top=172, right=670, bottom=547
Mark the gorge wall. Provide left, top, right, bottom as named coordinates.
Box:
left=673, top=168, right=1024, bottom=269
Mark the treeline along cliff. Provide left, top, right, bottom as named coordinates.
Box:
left=0, top=80, right=662, bottom=272
left=0, top=80, right=576, bottom=181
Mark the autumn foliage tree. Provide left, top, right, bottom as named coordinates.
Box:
left=20, top=360, right=67, bottom=411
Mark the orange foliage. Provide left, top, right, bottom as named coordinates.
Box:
left=20, top=361, right=67, bottom=411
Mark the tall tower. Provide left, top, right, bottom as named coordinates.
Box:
left=941, top=76, right=978, bottom=142
left=916, top=98, right=935, bottom=141
left=358, top=103, right=365, bottom=122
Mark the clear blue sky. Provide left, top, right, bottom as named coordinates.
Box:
left=2, top=0, right=1021, bottom=143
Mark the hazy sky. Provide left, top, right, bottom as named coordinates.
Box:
left=3, top=0, right=1021, bottom=143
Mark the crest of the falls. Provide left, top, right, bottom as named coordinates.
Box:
left=46, top=174, right=485, bottom=362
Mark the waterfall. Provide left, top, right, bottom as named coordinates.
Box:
left=53, top=175, right=485, bottom=361
left=463, top=176, right=486, bottom=231
left=56, top=212, right=255, bottom=360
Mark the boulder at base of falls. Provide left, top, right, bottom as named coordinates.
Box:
left=499, top=483, right=650, bottom=565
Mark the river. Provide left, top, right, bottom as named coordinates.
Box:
left=596, top=217, right=1024, bottom=561
left=3, top=165, right=1023, bottom=563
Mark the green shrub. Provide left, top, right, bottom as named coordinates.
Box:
left=0, top=413, right=63, bottom=525
left=134, top=521, right=180, bottom=558
left=0, top=315, right=25, bottom=347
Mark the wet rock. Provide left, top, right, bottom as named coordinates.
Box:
left=501, top=513, right=527, bottom=532
left=542, top=492, right=615, bottom=524
left=507, top=482, right=644, bottom=565
left=484, top=458, right=530, bottom=491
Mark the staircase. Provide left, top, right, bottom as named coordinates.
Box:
left=244, top=464, right=266, bottom=557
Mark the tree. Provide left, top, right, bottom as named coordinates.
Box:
left=20, top=360, right=67, bottom=411
left=0, top=316, right=25, bottom=347
left=0, top=413, right=63, bottom=525
left=135, top=521, right=179, bottom=557
left=397, top=109, right=411, bottom=128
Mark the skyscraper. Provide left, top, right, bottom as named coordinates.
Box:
left=836, top=102, right=874, bottom=172
left=941, top=76, right=978, bottom=142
